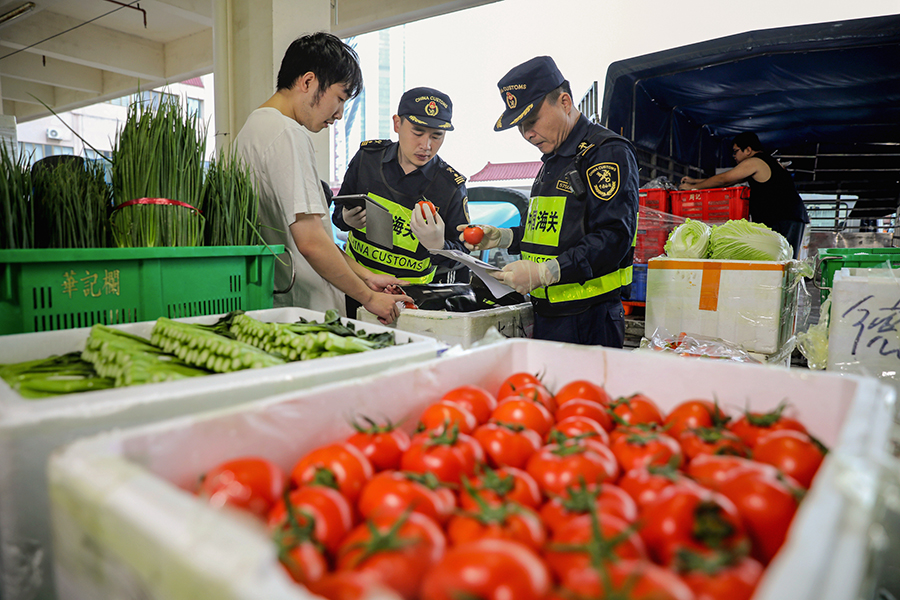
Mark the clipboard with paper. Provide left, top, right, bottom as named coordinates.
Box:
left=429, top=249, right=517, bottom=297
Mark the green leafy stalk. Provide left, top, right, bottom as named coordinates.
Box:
left=0, top=142, right=34, bottom=249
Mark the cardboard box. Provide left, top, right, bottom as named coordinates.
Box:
left=357, top=302, right=534, bottom=348
left=47, top=339, right=894, bottom=600
left=645, top=257, right=799, bottom=354
left=0, top=308, right=441, bottom=600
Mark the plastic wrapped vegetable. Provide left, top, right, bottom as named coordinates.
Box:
left=709, top=219, right=792, bottom=262
left=664, top=219, right=712, bottom=258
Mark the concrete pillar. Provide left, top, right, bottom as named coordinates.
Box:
left=213, top=0, right=332, bottom=178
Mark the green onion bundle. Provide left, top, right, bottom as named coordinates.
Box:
left=201, top=150, right=262, bottom=246
left=0, top=353, right=114, bottom=398
left=111, top=93, right=207, bottom=247
left=32, top=157, right=112, bottom=249
left=0, top=142, right=34, bottom=249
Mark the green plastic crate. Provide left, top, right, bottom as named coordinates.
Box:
left=817, top=247, right=900, bottom=302
left=0, top=245, right=283, bottom=335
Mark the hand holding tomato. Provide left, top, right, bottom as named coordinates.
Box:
left=463, top=226, right=485, bottom=245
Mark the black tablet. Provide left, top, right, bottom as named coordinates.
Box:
left=332, top=194, right=368, bottom=209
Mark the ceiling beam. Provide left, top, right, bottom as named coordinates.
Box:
left=0, top=52, right=102, bottom=94
left=0, top=9, right=165, bottom=80
left=333, top=0, right=501, bottom=37
left=164, top=28, right=213, bottom=79
left=0, top=77, right=55, bottom=106
left=142, top=0, right=214, bottom=27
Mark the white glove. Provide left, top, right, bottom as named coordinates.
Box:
left=410, top=204, right=445, bottom=250
left=342, top=205, right=366, bottom=229
left=491, top=259, right=560, bottom=295
left=456, top=224, right=512, bottom=251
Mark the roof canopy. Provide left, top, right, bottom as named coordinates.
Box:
left=601, top=14, right=900, bottom=211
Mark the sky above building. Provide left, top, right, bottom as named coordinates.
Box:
left=361, top=0, right=899, bottom=180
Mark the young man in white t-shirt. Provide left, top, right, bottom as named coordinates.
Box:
left=236, top=32, right=411, bottom=324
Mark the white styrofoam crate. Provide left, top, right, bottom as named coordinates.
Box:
left=357, top=302, right=533, bottom=348
left=0, top=308, right=441, bottom=600
left=47, top=339, right=894, bottom=600
left=646, top=257, right=799, bottom=354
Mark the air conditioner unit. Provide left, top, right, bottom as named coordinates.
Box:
left=46, top=127, right=62, bottom=140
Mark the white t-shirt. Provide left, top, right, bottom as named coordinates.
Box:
left=235, top=108, right=346, bottom=315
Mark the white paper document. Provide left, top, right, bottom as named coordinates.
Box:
left=430, top=249, right=517, bottom=297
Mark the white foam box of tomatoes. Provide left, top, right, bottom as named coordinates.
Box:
left=0, top=308, right=440, bottom=600
left=356, top=302, right=534, bottom=349
left=46, top=338, right=894, bottom=600
left=645, top=258, right=800, bottom=354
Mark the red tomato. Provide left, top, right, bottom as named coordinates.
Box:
left=503, top=382, right=558, bottom=413
left=459, top=466, right=542, bottom=510
left=619, top=464, right=696, bottom=513
left=345, top=417, right=411, bottom=472
left=307, top=569, right=388, bottom=600
left=611, top=429, right=685, bottom=472
left=491, top=397, right=555, bottom=437
left=543, top=512, right=647, bottom=582
left=553, top=379, right=612, bottom=407
left=400, top=426, right=484, bottom=484
left=685, top=454, right=776, bottom=491
left=664, top=399, right=731, bottom=438
left=545, top=415, right=611, bottom=446
left=463, top=226, right=485, bottom=245
left=473, top=421, right=543, bottom=469
left=497, top=372, right=544, bottom=400
left=291, top=442, right=373, bottom=503
left=336, top=511, right=446, bottom=600
left=525, top=440, right=619, bottom=498
left=610, top=393, right=665, bottom=427
left=278, top=540, right=327, bottom=586
left=753, top=429, right=826, bottom=488
left=417, top=199, right=437, bottom=219
left=539, top=481, right=638, bottom=534
left=441, top=384, right=498, bottom=424
left=418, top=400, right=479, bottom=435
left=678, top=551, right=764, bottom=600
left=199, top=456, right=286, bottom=519
left=558, top=560, right=695, bottom=600
left=727, top=404, right=807, bottom=449
left=554, top=398, right=614, bottom=432
left=357, top=470, right=456, bottom=525
left=717, top=469, right=802, bottom=564
left=678, top=427, right=750, bottom=462
left=447, top=502, right=546, bottom=550
left=267, top=485, right=353, bottom=554
left=419, top=539, right=551, bottom=600
left=639, top=485, right=747, bottom=566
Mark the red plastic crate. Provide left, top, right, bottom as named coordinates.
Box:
left=638, top=188, right=670, bottom=213
left=635, top=228, right=669, bottom=263
left=669, top=186, right=750, bottom=222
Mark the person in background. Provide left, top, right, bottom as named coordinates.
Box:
left=235, top=32, right=410, bottom=324
left=460, top=56, right=639, bottom=347
left=333, top=87, right=471, bottom=316
left=679, top=131, right=809, bottom=258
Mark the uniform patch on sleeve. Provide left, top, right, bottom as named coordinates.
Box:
left=587, top=162, right=620, bottom=201
left=462, top=196, right=470, bottom=222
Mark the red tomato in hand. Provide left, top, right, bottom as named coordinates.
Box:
left=459, top=466, right=542, bottom=510
left=611, top=429, right=684, bottom=472
left=291, top=442, right=373, bottom=503
left=418, top=400, right=479, bottom=434
left=554, top=398, right=613, bottom=432
left=753, top=429, right=826, bottom=488
left=491, top=397, right=555, bottom=436
left=727, top=403, right=807, bottom=449
left=463, top=226, right=485, bottom=245
left=553, top=379, right=612, bottom=407
left=336, top=512, right=446, bottom=600
left=441, top=384, right=498, bottom=424
left=199, top=456, right=286, bottom=519
left=419, top=539, right=551, bottom=600
left=610, top=393, right=665, bottom=427
left=473, top=421, right=543, bottom=469
left=539, top=481, right=638, bottom=534
left=525, top=440, right=619, bottom=497
left=401, top=426, right=484, bottom=484
left=417, top=199, right=437, bottom=219
left=268, top=485, right=354, bottom=554
left=664, top=399, right=731, bottom=438
left=639, top=485, right=747, bottom=566
left=357, top=470, right=456, bottom=525
left=345, top=417, right=411, bottom=472
left=717, top=469, right=802, bottom=564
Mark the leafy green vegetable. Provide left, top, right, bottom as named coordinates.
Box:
left=709, top=219, right=792, bottom=261
left=664, top=219, right=711, bottom=258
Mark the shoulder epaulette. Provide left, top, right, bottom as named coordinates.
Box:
left=359, top=139, right=392, bottom=150
left=436, top=159, right=467, bottom=187
left=577, top=141, right=595, bottom=156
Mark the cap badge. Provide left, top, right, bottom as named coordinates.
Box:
left=505, top=91, right=517, bottom=109
left=425, top=101, right=439, bottom=117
